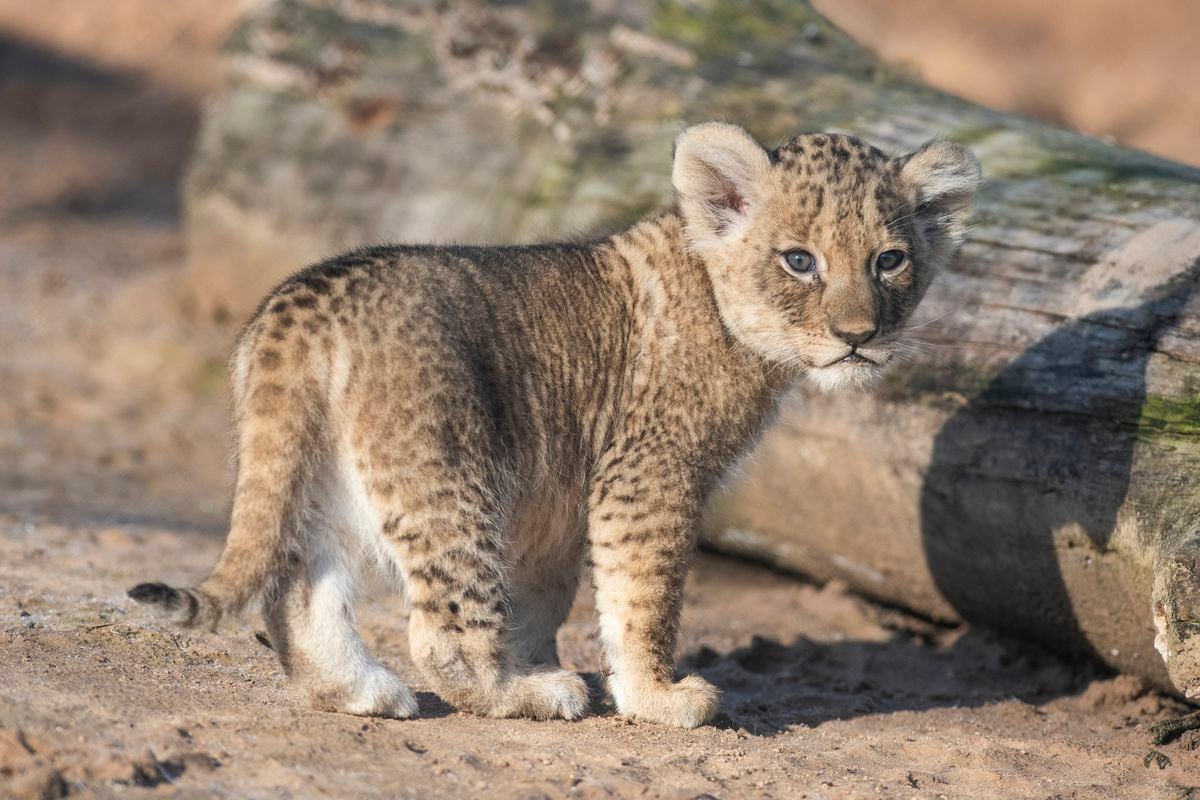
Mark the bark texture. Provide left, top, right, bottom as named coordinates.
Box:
left=183, top=0, right=1200, bottom=692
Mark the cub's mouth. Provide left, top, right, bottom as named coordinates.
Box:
left=806, top=347, right=891, bottom=392
left=821, top=351, right=883, bottom=368
left=836, top=352, right=875, bottom=365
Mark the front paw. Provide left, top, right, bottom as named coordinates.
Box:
left=615, top=674, right=720, bottom=729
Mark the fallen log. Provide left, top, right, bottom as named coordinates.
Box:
left=183, top=0, right=1200, bottom=693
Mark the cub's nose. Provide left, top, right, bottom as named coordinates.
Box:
left=831, top=322, right=878, bottom=348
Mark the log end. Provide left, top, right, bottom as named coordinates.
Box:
left=1153, top=544, right=1200, bottom=698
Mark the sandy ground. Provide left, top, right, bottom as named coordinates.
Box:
left=3, top=2, right=1200, bottom=798
left=6, top=521, right=1200, bottom=800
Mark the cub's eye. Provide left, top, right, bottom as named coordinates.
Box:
left=876, top=249, right=907, bottom=272
left=781, top=250, right=817, bottom=277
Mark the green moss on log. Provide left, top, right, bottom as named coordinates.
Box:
left=650, top=0, right=865, bottom=76
left=984, top=133, right=1200, bottom=188
left=653, top=0, right=818, bottom=56
left=1137, top=396, right=1200, bottom=438
left=950, top=124, right=1008, bottom=147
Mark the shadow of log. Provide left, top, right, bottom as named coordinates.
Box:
left=0, top=33, right=197, bottom=223
left=680, top=628, right=1097, bottom=734
left=0, top=33, right=133, bottom=87
left=919, top=275, right=1198, bottom=663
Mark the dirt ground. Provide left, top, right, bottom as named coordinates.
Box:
left=3, top=2, right=1200, bottom=798
left=7, top=522, right=1200, bottom=800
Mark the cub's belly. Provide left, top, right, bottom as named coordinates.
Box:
left=509, top=473, right=588, bottom=571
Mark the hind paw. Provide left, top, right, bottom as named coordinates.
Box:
left=310, top=668, right=419, bottom=719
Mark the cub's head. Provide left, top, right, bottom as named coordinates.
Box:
left=673, top=122, right=981, bottom=391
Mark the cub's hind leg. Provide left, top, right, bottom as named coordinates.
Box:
left=505, top=546, right=584, bottom=667
left=346, top=327, right=587, bottom=719
left=263, top=510, right=417, bottom=719
left=375, top=477, right=588, bottom=720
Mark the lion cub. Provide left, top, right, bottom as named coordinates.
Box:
left=130, top=123, right=979, bottom=727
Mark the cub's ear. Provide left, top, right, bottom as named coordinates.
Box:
left=900, top=139, right=982, bottom=249
left=672, top=122, right=771, bottom=252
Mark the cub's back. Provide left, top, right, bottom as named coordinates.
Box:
left=231, top=241, right=631, bottom=467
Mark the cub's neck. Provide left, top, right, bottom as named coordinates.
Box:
left=603, top=211, right=797, bottom=435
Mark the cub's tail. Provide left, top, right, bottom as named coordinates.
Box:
left=127, top=582, right=223, bottom=628
left=128, top=318, right=322, bottom=630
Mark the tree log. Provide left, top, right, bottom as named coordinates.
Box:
left=183, top=0, right=1200, bottom=693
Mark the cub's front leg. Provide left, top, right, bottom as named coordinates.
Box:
left=588, top=453, right=719, bottom=728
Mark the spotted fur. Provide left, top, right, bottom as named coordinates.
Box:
left=129, top=123, right=979, bottom=727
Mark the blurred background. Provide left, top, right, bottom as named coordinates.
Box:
left=0, top=0, right=1196, bottom=525
left=3, top=5, right=1200, bottom=794
left=825, top=0, right=1200, bottom=166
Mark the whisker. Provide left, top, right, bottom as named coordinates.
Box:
left=901, top=334, right=965, bottom=349
left=903, top=309, right=955, bottom=331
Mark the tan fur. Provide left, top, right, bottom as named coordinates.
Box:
left=129, top=123, right=980, bottom=727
